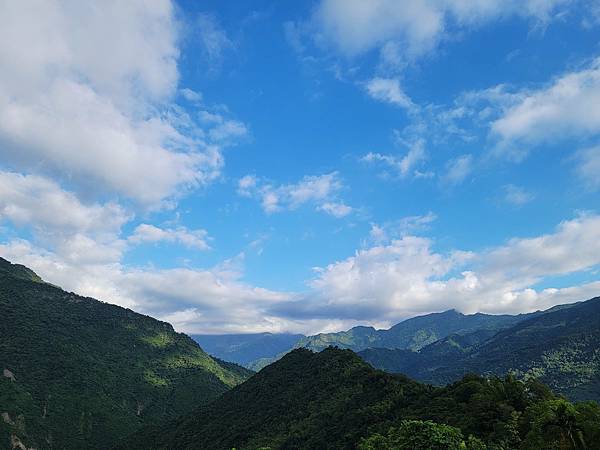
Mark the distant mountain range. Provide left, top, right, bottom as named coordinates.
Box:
left=297, top=308, right=537, bottom=351
left=193, top=307, right=540, bottom=370
left=0, top=258, right=252, bottom=449
left=117, top=347, right=600, bottom=450
left=192, top=296, right=600, bottom=404
left=360, top=296, right=600, bottom=402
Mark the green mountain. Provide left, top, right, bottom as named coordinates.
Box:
left=117, top=347, right=600, bottom=450
left=298, top=309, right=535, bottom=353
left=242, top=309, right=536, bottom=370
left=0, top=257, right=252, bottom=450
left=360, top=296, right=600, bottom=402
left=191, top=332, right=304, bottom=367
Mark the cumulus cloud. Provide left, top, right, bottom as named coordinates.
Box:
left=237, top=172, right=352, bottom=217
left=306, top=0, right=570, bottom=60
left=129, top=224, right=211, bottom=250
left=275, top=214, right=600, bottom=324
left=491, top=58, right=600, bottom=158
left=0, top=0, right=245, bottom=208
left=0, top=171, right=130, bottom=266
left=0, top=172, right=128, bottom=238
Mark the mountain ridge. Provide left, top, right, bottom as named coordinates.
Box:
left=360, top=295, right=600, bottom=401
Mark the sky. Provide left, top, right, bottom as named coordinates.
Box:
left=1, top=0, right=600, bottom=335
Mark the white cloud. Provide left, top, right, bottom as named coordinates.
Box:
left=283, top=214, right=600, bottom=323
left=484, top=214, right=600, bottom=280
left=491, top=58, right=600, bottom=158
left=0, top=1, right=244, bottom=208
left=208, top=119, right=249, bottom=144
left=368, top=212, right=437, bottom=244
left=317, top=202, right=353, bottom=218
left=237, top=174, right=258, bottom=196
left=3, top=211, right=600, bottom=334
left=362, top=139, right=426, bottom=178
left=365, top=77, right=414, bottom=109
left=238, top=172, right=352, bottom=217
left=442, top=154, right=473, bottom=185
left=0, top=169, right=296, bottom=334
left=0, top=239, right=296, bottom=333
left=129, top=224, right=211, bottom=250
left=180, top=88, right=203, bottom=102
left=0, top=171, right=130, bottom=266
left=312, top=0, right=444, bottom=57
left=502, top=184, right=535, bottom=205
left=0, top=172, right=128, bottom=239
left=398, top=212, right=438, bottom=234
left=196, top=13, right=234, bottom=69
left=308, top=0, right=570, bottom=59
left=575, top=146, right=600, bottom=190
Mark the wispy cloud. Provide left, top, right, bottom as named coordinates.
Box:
left=575, top=146, right=600, bottom=190
left=502, top=184, right=535, bottom=205
left=364, top=77, right=414, bottom=110
left=237, top=172, right=353, bottom=217
left=129, top=224, right=211, bottom=250
left=361, top=139, right=426, bottom=179
left=442, top=154, right=473, bottom=185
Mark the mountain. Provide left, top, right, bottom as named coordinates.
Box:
left=298, top=309, right=535, bottom=353
left=360, top=296, right=600, bottom=402
left=237, top=309, right=536, bottom=370
left=211, top=309, right=539, bottom=371
left=191, top=332, right=304, bottom=367
left=116, top=347, right=600, bottom=450
left=0, top=257, right=252, bottom=450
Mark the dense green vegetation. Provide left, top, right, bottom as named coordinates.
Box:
left=191, top=333, right=304, bottom=367
left=359, top=296, right=600, bottom=402
left=358, top=420, right=486, bottom=450
left=116, top=347, right=600, bottom=450
left=0, top=258, right=252, bottom=450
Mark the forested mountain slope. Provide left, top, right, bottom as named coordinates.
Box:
left=360, top=296, right=600, bottom=402
left=231, top=308, right=537, bottom=370
left=116, top=347, right=600, bottom=450
left=0, top=258, right=252, bottom=450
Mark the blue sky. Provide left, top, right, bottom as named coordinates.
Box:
left=1, top=0, right=600, bottom=334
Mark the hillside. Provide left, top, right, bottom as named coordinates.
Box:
left=360, top=296, right=600, bottom=401
left=0, top=258, right=252, bottom=450
left=191, top=332, right=304, bottom=367
left=116, top=347, right=600, bottom=450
